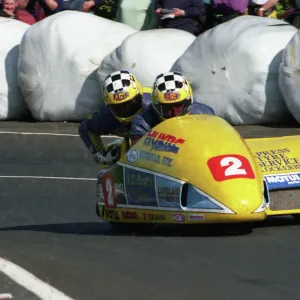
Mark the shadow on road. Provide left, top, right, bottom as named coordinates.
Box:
left=0, top=216, right=298, bottom=238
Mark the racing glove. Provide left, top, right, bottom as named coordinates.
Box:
left=93, top=145, right=120, bottom=165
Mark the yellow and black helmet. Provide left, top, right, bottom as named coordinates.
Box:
left=102, top=70, right=144, bottom=123
left=152, top=71, right=193, bottom=120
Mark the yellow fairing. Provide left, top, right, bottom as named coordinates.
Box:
left=245, top=135, right=300, bottom=176
left=245, top=135, right=300, bottom=216
left=120, top=115, right=265, bottom=222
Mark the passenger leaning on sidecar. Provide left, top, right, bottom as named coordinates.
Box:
left=129, top=71, right=215, bottom=145
left=78, top=70, right=151, bottom=165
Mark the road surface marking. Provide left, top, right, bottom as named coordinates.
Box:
left=0, top=294, right=12, bottom=299
left=0, top=131, right=120, bottom=138
left=0, top=131, right=78, bottom=137
left=0, top=257, right=74, bottom=300
left=0, top=176, right=96, bottom=181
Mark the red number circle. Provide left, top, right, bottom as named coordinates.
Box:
left=207, top=154, right=255, bottom=182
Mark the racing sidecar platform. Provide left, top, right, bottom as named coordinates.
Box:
left=96, top=115, right=300, bottom=226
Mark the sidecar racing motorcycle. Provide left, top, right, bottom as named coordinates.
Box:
left=95, top=114, right=300, bottom=231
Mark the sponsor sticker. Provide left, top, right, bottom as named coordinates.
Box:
left=122, top=211, right=139, bottom=220
left=125, top=168, right=157, bottom=207
left=126, top=149, right=139, bottom=163
left=97, top=181, right=103, bottom=203
left=156, top=176, right=181, bottom=208
left=143, top=213, right=166, bottom=221
left=253, top=148, right=300, bottom=173
left=164, top=92, right=180, bottom=101
left=113, top=92, right=129, bottom=101
left=265, top=173, right=300, bottom=190
left=138, top=150, right=173, bottom=167
left=188, top=214, right=204, bottom=221
left=207, top=154, right=255, bottom=181
left=161, top=156, right=173, bottom=167
left=172, top=213, right=185, bottom=223
left=143, top=130, right=185, bottom=155
left=101, top=206, right=120, bottom=221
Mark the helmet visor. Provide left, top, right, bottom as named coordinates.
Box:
left=154, top=99, right=192, bottom=119
left=108, top=94, right=142, bottom=119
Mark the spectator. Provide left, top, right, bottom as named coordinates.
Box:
left=204, top=0, right=248, bottom=29
left=15, top=0, right=37, bottom=24
left=24, top=0, right=38, bottom=19
left=115, top=0, right=158, bottom=30
left=0, top=0, right=17, bottom=18
left=82, top=0, right=104, bottom=12
left=248, top=0, right=279, bottom=18
left=83, top=0, right=158, bottom=30
left=277, top=0, right=300, bottom=28
left=35, top=0, right=63, bottom=19
left=154, top=0, right=205, bottom=35
left=61, top=0, right=85, bottom=12
left=91, top=0, right=117, bottom=19
left=276, top=0, right=296, bottom=18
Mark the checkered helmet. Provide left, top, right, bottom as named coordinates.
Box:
left=152, top=71, right=193, bottom=120
left=102, top=70, right=144, bottom=123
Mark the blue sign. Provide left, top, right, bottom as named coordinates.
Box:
left=156, top=176, right=181, bottom=208
left=124, top=168, right=157, bottom=207
left=265, top=173, right=300, bottom=190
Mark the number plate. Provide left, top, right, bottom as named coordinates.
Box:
left=207, top=154, right=255, bottom=181
left=101, top=173, right=117, bottom=208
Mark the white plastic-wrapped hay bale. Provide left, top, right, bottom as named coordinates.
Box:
left=18, top=11, right=136, bottom=121
left=279, top=30, right=300, bottom=124
left=97, top=29, right=196, bottom=88
left=171, top=16, right=297, bottom=125
left=0, top=17, right=29, bottom=120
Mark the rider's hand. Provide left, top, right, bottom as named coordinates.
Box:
left=93, top=145, right=120, bottom=165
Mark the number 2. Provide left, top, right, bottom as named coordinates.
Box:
left=105, top=178, right=114, bottom=206
left=221, top=157, right=247, bottom=176
left=207, top=154, right=255, bottom=182
left=101, top=174, right=116, bottom=208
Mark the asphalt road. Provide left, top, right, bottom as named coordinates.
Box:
left=0, top=122, right=300, bottom=300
